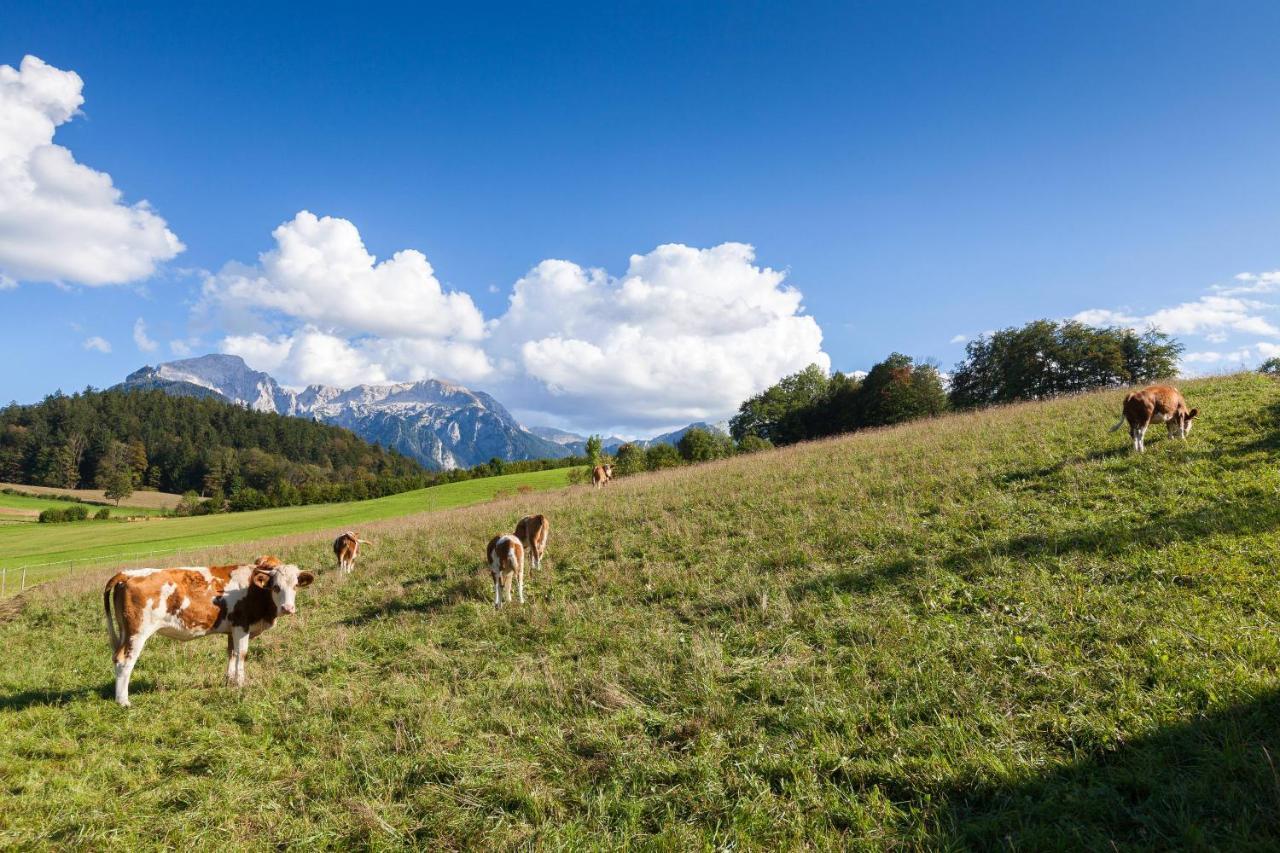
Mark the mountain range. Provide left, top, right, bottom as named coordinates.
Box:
left=117, top=355, right=726, bottom=470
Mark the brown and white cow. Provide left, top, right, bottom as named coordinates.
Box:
left=333, top=531, right=371, bottom=574
left=515, top=514, right=549, bottom=570
left=1110, top=384, right=1198, bottom=453
left=102, top=555, right=314, bottom=706
left=591, top=464, right=613, bottom=488
left=486, top=534, right=525, bottom=609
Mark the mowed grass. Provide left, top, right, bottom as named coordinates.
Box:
left=0, top=467, right=578, bottom=586
left=0, top=492, right=169, bottom=518
left=3, top=375, right=1280, bottom=848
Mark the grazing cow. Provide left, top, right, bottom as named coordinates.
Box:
left=591, top=464, right=614, bottom=488
left=1110, top=384, right=1199, bottom=453
left=333, top=531, right=371, bottom=574
left=486, top=534, right=525, bottom=609
left=515, top=514, right=549, bottom=570
left=102, top=555, right=314, bottom=707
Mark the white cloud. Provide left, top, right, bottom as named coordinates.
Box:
left=201, top=211, right=485, bottom=340
left=200, top=211, right=492, bottom=388
left=196, top=213, right=829, bottom=429
left=1214, top=270, right=1280, bottom=295
left=1182, top=349, right=1252, bottom=365
left=1073, top=295, right=1280, bottom=339
left=489, top=242, right=829, bottom=427
left=0, top=55, right=183, bottom=286
left=82, top=336, right=111, bottom=353
left=949, top=334, right=968, bottom=344
left=132, top=318, right=157, bottom=352
left=169, top=338, right=196, bottom=357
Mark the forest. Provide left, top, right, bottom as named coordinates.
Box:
left=0, top=388, right=432, bottom=510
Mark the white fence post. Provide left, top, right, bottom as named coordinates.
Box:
left=20, top=566, right=27, bottom=591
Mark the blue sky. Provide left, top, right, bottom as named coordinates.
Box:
left=3, top=2, right=1280, bottom=432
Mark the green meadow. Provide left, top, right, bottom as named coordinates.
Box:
left=2, top=375, right=1279, bottom=848
left=0, top=467, right=578, bottom=588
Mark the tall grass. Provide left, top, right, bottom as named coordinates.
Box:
left=1, top=374, right=1279, bottom=848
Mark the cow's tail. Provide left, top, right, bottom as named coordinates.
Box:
left=357, top=539, right=372, bottom=546
left=103, top=579, right=121, bottom=653
left=1108, top=415, right=1127, bottom=433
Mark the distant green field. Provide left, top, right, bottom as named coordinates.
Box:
left=0, top=492, right=167, bottom=518
left=0, top=467, right=578, bottom=587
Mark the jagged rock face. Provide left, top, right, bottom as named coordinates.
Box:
left=118, top=355, right=571, bottom=471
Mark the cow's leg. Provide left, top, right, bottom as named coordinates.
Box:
left=114, top=627, right=153, bottom=708
left=502, top=569, right=514, bottom=605
left=493, top=572, right=503, bottom=609
left=225, top=634, right=237, bottom=684
left=1137, top=424, right=1148, bottom=453
left=227, top=628, right=249, bottom=687
left=517, top=563, right=525, bottom=605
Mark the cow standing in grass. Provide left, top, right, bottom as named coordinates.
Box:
left=1111, top=384, right=1198, bottom=453
left=333, top=531, right=370, bottom=574
left=486, top=534, right=525, bottom=609
left=591, top=464, right=613, bottom=488
left=102, top=555, right=313, bottom=707
left=515, top=514, right=549, bottom=570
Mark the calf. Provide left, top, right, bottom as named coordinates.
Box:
left=333, top=531, right=371, bottom=574
left=1110, top=384, right=1198, bottom=453
left=486, top=534, right=525, bottom=609
left=515, top=514, right=549, bottom=570
left=591, top=464, right=614, bottom=488
left=102, top=555, right=314, bottom=707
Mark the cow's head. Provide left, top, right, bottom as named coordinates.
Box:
left=1168, top=407, right=1199, bottom=438
left=251, top=562, right=314, bottom=615
left=605, top=464, right=614, bottom=478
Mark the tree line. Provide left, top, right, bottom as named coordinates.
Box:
left=0, top=388, right=434, bottom=511
left=731, top=320, right=1183, bottom=446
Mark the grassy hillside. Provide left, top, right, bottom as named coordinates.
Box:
left=0, top=467, right=578, bottom=588
left=2, top=374, right=1280, bottom=848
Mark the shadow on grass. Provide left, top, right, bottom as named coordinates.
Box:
left=788, top=556, right=918, bottom=602
left=0, top=682, right=116, bottom=712
left=342, top=576, right=480, bottom=626
left=928, top=689, right=1280, bottom=848
left=997, top=445, right=1131, bottom=486
left=943, top=484, right=1280, bottom=572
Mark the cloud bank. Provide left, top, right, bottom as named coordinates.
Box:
left=199, top=211, right=830, bottom=430
left=0, top=55, right=183, bottom=286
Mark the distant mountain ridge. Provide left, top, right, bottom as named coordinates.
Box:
left=526, top=421, right=730, bottom=455
left=119, top=354, right=731, bottom=471
left=119, top=355, right=570, bottom=471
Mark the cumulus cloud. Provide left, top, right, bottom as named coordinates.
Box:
left=200, top=211, right=493, bottom=388
left=0, top=55, right=183, bottom=285
left=201, top=211, right=485, bottom=340
left=196, top=213, right=829, bottom=429
left=488, top=242, right=829, bottom=427
left=82, top=336, right=111, bottom=353
left=132, top=318, right=157, bottom=352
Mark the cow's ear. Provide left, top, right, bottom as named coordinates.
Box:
left=251, top=569, right=271, bottom=589
left=1187, top=408, right=1199, bottom=420
left=297, top=571, right=315, bottom=588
